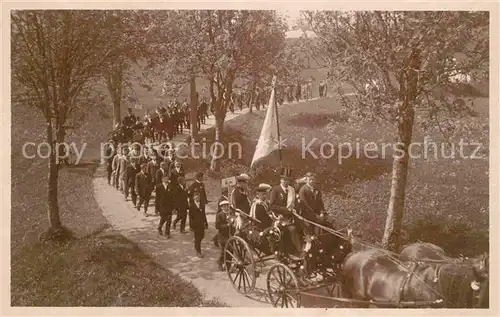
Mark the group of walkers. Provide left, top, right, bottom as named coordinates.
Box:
left=281, top=77, right=329, bottom=104
left=112, top=98, right=211, bottom=145
left=104, top=140, right=213, bottom=258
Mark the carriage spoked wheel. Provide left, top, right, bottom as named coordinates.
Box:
left=267, top=263, right=301, bottom=308
left=224, top=236, right=256, bottom=295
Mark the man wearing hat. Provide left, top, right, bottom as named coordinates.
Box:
left=189, top=192, right=208, bottom=258
left=269, top=167, right=303, bottom=259
left=298, top=173, right=326, bottom=221
left=135, top=163, right=152, bottom=216
left=147, top=153, right=161, bottom=214
left=212, top=187, right=229, bottom=247
left=123, top=107, right=137, bottom=128
left=126, top=158, right=141, bottom=206
left=250, top=184, right=273, bottom=230
left=215, top=199, right=233, bottom=270
left=188, top=172, right=209, bottom=228
left=230, top=173, right=251, bottom=215
left=168, top=160, right=185, bottom=187
left=157, top=176, right=174, bottom=238
left=155, top=161, right=169, bottom=215
left=172, top=176, right=189, bottom=233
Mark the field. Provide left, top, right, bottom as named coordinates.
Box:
left=10, top=101, right=224, bottom=306
left=193, top=91, right=489, bottom=257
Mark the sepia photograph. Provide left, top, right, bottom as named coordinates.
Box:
left=4, top=2, right=497, bottom=313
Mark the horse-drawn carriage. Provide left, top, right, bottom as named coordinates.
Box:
left=221, top=210, right=489, bottom=308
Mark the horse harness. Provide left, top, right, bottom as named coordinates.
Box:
left=397, top=261, right=447, bottom=307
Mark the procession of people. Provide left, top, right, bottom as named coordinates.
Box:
left=105, top=125, right=329, bottom=266
left=103, top=75, right=331, bottom=265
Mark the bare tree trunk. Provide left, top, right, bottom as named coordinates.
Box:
left=47, top=120, right=62, bottom=230
left=112, top=99, right=121, bottom=127
left=189, top=75, right=198, bottom=142
left=106, top=64, right=123, bottom=128
left=382, top=49, right=420, bottom=252
left=382, top=138, right=411, bottom=252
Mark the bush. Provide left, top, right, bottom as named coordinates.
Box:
left=404, top=213, right=489, bottom=257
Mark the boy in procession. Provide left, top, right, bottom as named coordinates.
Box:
left=135, top=163, right=152, bottom=216
left=189, top=192, right=208, bottom=258
left=215, top=200, right=233, bottom=270
left=157, top=176, right=174, bottom=238
left=172, top=176, right=190, bottom=233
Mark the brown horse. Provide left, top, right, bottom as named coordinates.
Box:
left=400, top=242, right=489, bottom=308
left=342, top=248, right=481, bottom=308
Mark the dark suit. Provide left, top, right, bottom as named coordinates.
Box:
left=269, top=185, right=302, bottom=256
left=188, top=181, right=208, bottom=207
left=157, top=183, right=174, bottom=235
left=215, top=211, right=234, bottom=264
left=105, top=146, right=115, bottom=184
left=269, top=185, right=293, bottom=217
left=168, top=166, right=185, bottom=187
left=126, top=163, right=141, bottom=205
left=155, top=168, right=168, bottom=214
left=298, top=184, right=325, bottom=220
left=135, top=171, right=151, bottom=212
left=230, top=187, right=250, bottom=215
left=189, top=201, right=208, bottom=253
left=253, top=201, right=273, bottom=230
left=173, top=183, right=189, bottom=232
left=147, top=160, right=161, bottom=185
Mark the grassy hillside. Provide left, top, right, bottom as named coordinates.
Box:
left=192, top=92, right=489, bottom=257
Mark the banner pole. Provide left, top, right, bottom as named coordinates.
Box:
left=272, top=76, right=283, bottom=168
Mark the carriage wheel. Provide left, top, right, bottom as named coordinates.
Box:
left=267, top=263, right=300, bottom=308
left=224, top=236, right=256, bottom=295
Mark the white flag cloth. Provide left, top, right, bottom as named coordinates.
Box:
left=251, top=87, right=279, bottom=168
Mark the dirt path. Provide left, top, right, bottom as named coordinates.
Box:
left=92, top=99, right=334, bottom=307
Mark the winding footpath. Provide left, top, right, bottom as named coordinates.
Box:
left=92, top=99, right=332, bottom=307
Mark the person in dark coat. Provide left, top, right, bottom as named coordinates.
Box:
left=189, top=192, right=208, bottom=258
left=298, top=172, right=326, bottom=221
left=269, top=167, right=303, bottom=259
left=212, top=187, right=230, bottom=247
left=250, top=183, right=273, bottom=230
left=168, top=160, right=185, bottom=187
left=147, top=154, right=161, bottom=214
left=126, top=158, right=141, bottom=207
left=230, top=174, right=251, bottom=215
left=298, top=172, right=334, bottom=234
left=135, top=163, right=151, bottom=216
left=155, top=161, right=169, bottom=215
left=123, top=107, right=136, bottom=128
left=172, top=176, right=189, bottom=233
left=215, top=200, right=234, bottom=270
left=157, top=176, right=175, bottom=238
left=188, top=172, right=208, bottom=213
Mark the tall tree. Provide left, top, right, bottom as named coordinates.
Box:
left=190, top=10, right=289, bottom=172
left=11, top=10, right=121, bottom=236
left=101, top=11, right=151, bottom=127
left=305, top=11, right=488, bottom=251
